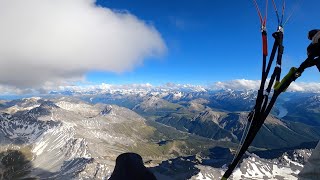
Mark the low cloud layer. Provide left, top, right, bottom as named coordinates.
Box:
left=2, top=79, right=320, bottom=95
left=289, top=82, right=320, bottom=92
left=212, top=79, right=320, bottom=92
left=213, top=79, right=262, bottom=90
left=0, top=0, right=166, bottom=88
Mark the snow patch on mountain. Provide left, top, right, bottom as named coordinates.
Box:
left=0, top=112, right=58, bottom=143
left=0, top=98, right=154, bottom=179
left=192, top=149, right=312, bottom=180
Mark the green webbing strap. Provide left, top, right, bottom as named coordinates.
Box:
left=274, top=67, right=297, bottom=91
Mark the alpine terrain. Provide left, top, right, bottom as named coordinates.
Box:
left=0, top=88, right=319, bottom=179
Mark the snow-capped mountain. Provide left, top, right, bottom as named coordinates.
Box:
left=1, top=88, right=319, bottom=179
left=0, top=98, right=167, bottom=179
left=193, top=149, right=312, bottom=180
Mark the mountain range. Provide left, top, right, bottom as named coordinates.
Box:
left=0, top=88, right=319, bottom=179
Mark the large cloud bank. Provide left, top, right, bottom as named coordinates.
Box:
left=0, top=0, right=166, bottom=88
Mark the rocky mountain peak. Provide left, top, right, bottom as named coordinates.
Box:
left=101, top=105, right=113, bottom=115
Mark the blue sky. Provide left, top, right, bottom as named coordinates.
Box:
left=1, top=0, right=320, bottom=96
left=84, top=0, right=320, bottom=85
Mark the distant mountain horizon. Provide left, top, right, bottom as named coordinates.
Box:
left=2, top=79, right=320, bottom=98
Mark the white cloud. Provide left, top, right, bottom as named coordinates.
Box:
left=288, top=82, right=320, bottom=92
left=0, top=0, right=166, bottom=88
left=161, top=83, right=206, bottom=92
left=2, top=80, right=320, bottom=95
left=36, top=83, right=155, bottom=94
left=51, top=83, right=205, bottom=92
left=97, top=83, right=154, bottom=91
left=212, top=79, right=320, bottom=93
left=212, top=79, right=262, bottom=90
left=0, top=85, right=35, bottom=95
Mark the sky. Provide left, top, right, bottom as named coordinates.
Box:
left=89, top=0, right=320, bottom=84
left=0, top=0, right=320, bottom=94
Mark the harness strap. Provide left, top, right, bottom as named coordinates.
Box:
left=222, top=57, right=319, bottom=180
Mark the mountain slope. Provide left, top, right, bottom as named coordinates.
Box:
left=155, top=107, right=320, bottom=149
left=0, top=97, right=226, bottom=179
left=0, top=98, right=159, bottom=179
left=191, top=149, right=312, bottom=180
left=283, top=94, right=320, bottom=126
